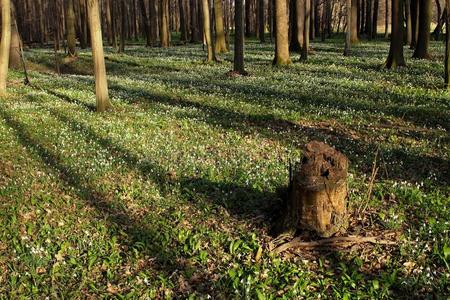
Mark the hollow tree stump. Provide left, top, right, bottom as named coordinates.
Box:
left=284, top=141, right=349, bottom=237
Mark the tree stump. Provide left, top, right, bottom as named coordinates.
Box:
left=284, top=141, right=349, bottom=237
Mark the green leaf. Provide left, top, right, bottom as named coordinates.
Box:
left=256, top=289, right=265, bottom=300
left=443, top=244, right=450, bottom=259
left=372, top=279, right=379, bottom=290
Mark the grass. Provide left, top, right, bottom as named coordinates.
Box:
left=0, top=37, right=449, bottom=299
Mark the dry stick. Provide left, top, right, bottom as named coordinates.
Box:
left=357, top=147, right=380, bottom=215
left=273, top=235, right=397, bottom=254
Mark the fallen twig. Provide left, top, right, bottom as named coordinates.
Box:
left=273, top=235, right=397, bottom=254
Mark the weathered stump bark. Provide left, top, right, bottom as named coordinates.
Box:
left=284, top=141, right=349, bottom=237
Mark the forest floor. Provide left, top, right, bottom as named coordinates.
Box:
left=0, top=38, right=449, bottom=299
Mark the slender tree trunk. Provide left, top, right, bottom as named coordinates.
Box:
left=258, top=0, right=265, bottom=42
left=119, top=0, right=126, bottom=52
left=301, top=0, right=310, bottom=60
left=0, top=0, right=11, bottom=94
left=386, top=0, right=405, bottom=68
left=412, top=0, right=431, bottom=58
left=405, top=0, right=412, bottom=45
left=372, top=0, right=378, bottom=37
left=290, top=0, right=304, bottom=52
left=310, top=0, right=315, bottom=39
left=9, top=2, right=21, bottom=69
left=179, top=0, right=188, bottom=42
left=432, top=0, right=442, bottom=40
left=351, top=0, right=358, bottom=42
left=365, top=0, right=372, bottom=38
left=385, top=0, right=389, bottom=38
left=65, top=0, right=77, bottom=56
left=234, top=0, right=245, bottom=73
left=202, top=0, right=215, bottom=61
left=160, top=0, right=170, bottom=47
left=87, top=0, right=112, bottom=112
left=214, top=0, right=228, bottom=52
left=344, top=0, right=352, bottom=55
left=149, top=0, right=157, bottom=45
left=445, top=0, right=450, bottom=87
left=410, top=0, right=418, bottom=47
left=273, top=0, right=291, bottom=64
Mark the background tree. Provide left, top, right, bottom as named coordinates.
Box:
left=87, top=0, right=112, bottom=112
left=386, top=0, right=405, bottom=68
left=0, top=0, right=11, bottom=94
left=9, top=1, right=21, bottom=70
left=445, top=0, right=450, bottom=87
left=160, top=0, right=170, bottom=47
left=351, top=0, right=358, bottom=42
left=273, top=0, right=291, bottom=65
left=301, top=0, right=310, bottom=60
left=344, top=0, right=352, bottom=55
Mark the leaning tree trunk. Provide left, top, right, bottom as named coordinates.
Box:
left=87, top=0, right=112, bottom=112
left=386, top=0, right=405, bottom=68
left=273, top=0, right=291, bottom=65
left=283, top=141, right=349, bottom=237
left=0, top=0, right=11, bottom=94
left=9, top=2, right=21, bottom=70
left=214, top=0, right=228, bottom=53
left=65, top=0, right=77, bottom=56
left=413, top=0, right=431, bottom=58
left=234, top=0, right=246, bottom=74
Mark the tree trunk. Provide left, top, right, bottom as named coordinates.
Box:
left=432, top=0, right=443, bottom=40
left=351, top=0, right=358, bottom=42
left=160, top=0, right=170, bottom=47
left=290, top=0, right=304, bottom=52
left=410, top=0, right=418, bottom=47
left=214, top=0, right=228, bottom=52
left=301, top=0, right=310, bottom=60
left=202, top=0, right=215, bottom=61
left=344, top=0, right=352, bottom=55
left=139, top=0, right=152, bottom=46
left=0, top=0, right=11, bottom=94
left=273, top=0, right=291, bottom=65
left=179, top=0, right=188, bottom=42
left=87, top=0, right=112, bottom=112
left=412, top=0, right=431, bottom=58
left=9, top=1, right=21, bottom=70
left=310, top=0, right=315, bottom=39
left=283, top=141, right=349, bottom=237
left=234, top=0, right=245, bottom=73
left=65, top=0, right=77, bottom=56
left=119, top=0, right=126, bottom=53
left=385, top=0, right=389, bottom=38
left=372, top=0, right=378, bottom=38
left=445, top=0, right=450, bottom=87
left=386, top=0, right=405, bottom=68
left=405, top=0, right=412, bottom=45
left=258, top=0, right=265, bottom=42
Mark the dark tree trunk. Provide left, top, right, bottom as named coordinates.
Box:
left=258, top=0, right=265, bottom=42
left=405, top=0, right=412, bottom=45
left=371, top=0, right=378, bottom=38
left=234, top=0, right=245, bottom=73
left=412, top=0, right=431, bottom=58
left=410, top=0, right=418, bottom=47
left=386, top=0, right=405, bottom=68
left=351, top=0, right=358, bottom=42
left=445, top=0, right=450, bottom=87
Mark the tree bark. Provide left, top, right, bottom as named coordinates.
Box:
left=371, top=0, right=378, bottom=38
left=405, top=0, right=412, bottom=45
left=351, top=0, right=358, bottom=42
left=290, top=0, right=304, bottom=52
left=9, top=1, right=21, bottom=70
left=87, top=0, right=112, bottom=112
left=258, top=0, right=265, bottom=42
left=202, top=0, right=215, bottom=61
left=412, top=0, right=431, bottom=58
left=0, top=0, right=11, bottom=94
left=234, top=0, right=245, bottom=73
left=273, top=0, right=291, bottom=65
left=65, top=0, right=77, bottom=56
left=214, top=0, right=228, bottom=52
left=384, top=0, right=389, bottom=38
left=344, top=0, right=352, bottom=55
left=160, top=0, right=170, bottom=47
left=386, top=0, right=405, bottom=68
left=301, top=0, right=310, bottom=60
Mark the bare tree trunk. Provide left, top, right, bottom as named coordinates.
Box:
left=445, top=0, right=450, bottom=87
left=273, top=0, right=291, bottom=65
left=234, top=0, right=245, bottom=73
left=344, top=0, right=352, bottom=55
left=301, top=0, right=310, bottom=60
left=386, top=0, right=405, bottom=68
left=351, top=0, right=358, bottom=42
left=412, top=0, right=431, bottom=58
left=202, top=0, right=215, bottom=61
left=258, top=0, right=265, bottom=42
left=385, top=0, right=389, bottom=38
left=179, top=0, right=188, bottom=42
left=405, top=0, right=412, bottom=45
left=0, top=0, right=11, bottom=94
left=9, top=2, right=21, bottom=70
left=65, top=0, right=77, bottom=56
left=87, top=0, right=112, bottom=112
left=214, top=0, right=228, bottom=52
left=160, top=0, right=170, bottom=46
left=371, top=0, right=378, bottom=37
